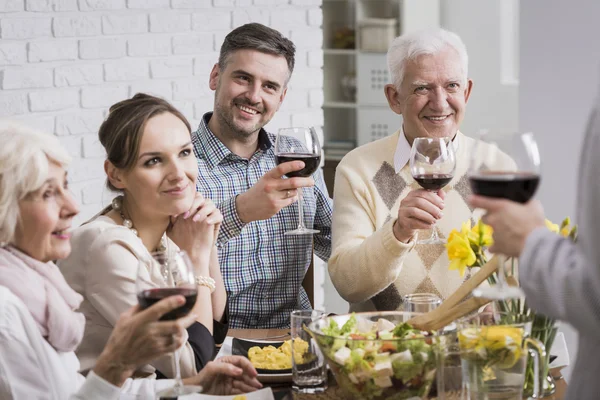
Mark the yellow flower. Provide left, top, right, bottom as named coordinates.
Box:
left=472, top=220, right=494, bottom=247
left=446, top=229, right=476, bottom=277
left=545, top=219, right=560, bottom=233
left=460, top=221, right=479, bottom=246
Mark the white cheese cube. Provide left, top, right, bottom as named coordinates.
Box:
left=377, top=318, right=396, bottom=332
left=390, top=349, right=413, bottom=363
left=420, top=352, right=429, bottom=362
left=334, top=346, right=352, bottom=365
left=373, top=375, right=393, bottom=388
left=374, top=360, right=393, bottom=377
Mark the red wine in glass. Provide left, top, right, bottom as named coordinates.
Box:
left=468, top=131, right=541, bottom=301
left=275, top=153, right=321, bottom=178
left=413, top=174, right=453, bottom=191
left=136, top=251, right=202, bottom=397
left=137, top=287, right=198, bottom=321
left=275, top=127, right=322, bottom=235
left=409, top=137, right=456, bottom=245
left=469, top=171, right=540, bottom=203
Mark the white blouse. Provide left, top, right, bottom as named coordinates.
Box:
left=0, top=286, right=174, bottom=399
left=58, top=215, right=198, bottom=378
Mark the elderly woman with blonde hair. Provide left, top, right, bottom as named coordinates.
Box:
left=0, top=121, right=261, bottom=399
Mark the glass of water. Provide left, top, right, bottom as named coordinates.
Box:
left=290, top=309, right=328, bottom=394
left=403, top=293, right=442, bottom=313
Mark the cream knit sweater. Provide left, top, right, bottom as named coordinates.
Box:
left=329, top=130, right=512, bottom=312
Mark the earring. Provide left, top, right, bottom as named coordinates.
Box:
left=111, top=196, right=122, bottom=211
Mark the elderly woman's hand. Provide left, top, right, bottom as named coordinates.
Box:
left=182, top=356, right=262, bottom=395
left=93, top=295, right=197, bottom=387
left=468, top=195, right=545, bottom=257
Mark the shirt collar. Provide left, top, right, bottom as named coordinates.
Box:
left=194, top=112, right=273, bottom=169
left=393, top=125, right=461, bottom=173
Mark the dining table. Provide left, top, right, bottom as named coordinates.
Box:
left=227, top=328, right=568, bottom=400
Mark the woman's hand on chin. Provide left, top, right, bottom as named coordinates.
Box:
left=168, top=192, right=223, bottom=266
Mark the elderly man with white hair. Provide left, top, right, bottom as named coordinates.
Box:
left=328, top=28, right=513, bottom=312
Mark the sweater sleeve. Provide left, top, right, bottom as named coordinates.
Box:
left=328, top=159, right=415, bottom=304
left=520, top=227, right=600, bottom=337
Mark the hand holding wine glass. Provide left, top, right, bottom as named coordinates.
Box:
left=275, top=127, right=322, bottom=235
left=136, top=250, right=201, bottom=397
left=468, top=130, right=541, bottom=300
left=93, top=294, right=197, bottom=388
left=409, top=137, right=456, bottom=244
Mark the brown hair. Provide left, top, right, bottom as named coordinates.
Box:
left=98, top=93, right=192, bottom=191
left=218, top=23, right=296, bottom=77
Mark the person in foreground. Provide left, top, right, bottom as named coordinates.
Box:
left=0, top=121, right=261, bottom=399
left=328, top=28, right=512, bottom=312
left=468, top=103, right=600, bottom=400
left=193, top=23, right=333, bottom=328
left=59, top=94, right=228, bottom=379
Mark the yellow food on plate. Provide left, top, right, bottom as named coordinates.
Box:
left=248, top=338, right=309, bottom=370
left=232, top=396, right=246, bottom=400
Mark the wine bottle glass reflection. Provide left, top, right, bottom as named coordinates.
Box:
left=275, top=127, right=322, bottom=235
left=468, top=131, right=541, bottom=300
left=136, top=250, right=201, bottom=398
left=409, top=137, right=456, bottom=245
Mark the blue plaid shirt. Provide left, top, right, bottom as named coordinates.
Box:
left=192, top=113, right=333, bottom=329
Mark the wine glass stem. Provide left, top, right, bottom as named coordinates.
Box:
left=173, top=347, right=183, bottom=391
left=496, top=254, right=508, bottom=289
left=430, top=223, right=439, bottom=242
left=296, top=188, right=306, bottom=230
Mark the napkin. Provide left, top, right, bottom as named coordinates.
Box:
left=549, top=331, right=570, bottom=369
left=216, top=336, right=234, bottom=359
left=179, top=387, right=275, bottom=400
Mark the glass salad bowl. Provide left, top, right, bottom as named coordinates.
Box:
left=307, top=311, right=445, bottom=400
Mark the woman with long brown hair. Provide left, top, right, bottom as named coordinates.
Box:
left=60, top=93, right=228, bottom=380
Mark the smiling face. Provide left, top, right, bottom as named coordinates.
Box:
left=385, top=46, right=473, bottom=144
left=209, top=49, right=290, bottom=140
left=13, top=161, right=79, bottom=263
left=108, top=112, right=198, bottom=219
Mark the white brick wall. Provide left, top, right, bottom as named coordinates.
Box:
left=0, top=0, right=324, bottom=232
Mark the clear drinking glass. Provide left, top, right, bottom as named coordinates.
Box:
left=403, top=293, right=442, bottom=313
left=457, top=311, right=546, bottom=400
left=468, top=130, right=541, bottom=300
left=136, top=251, right=202, bottom=398
left=275, top=127, right=322, bottom=235
left=436, top=329, right=467, bottom=400
left=410, top=137, right=456, bottom=244
left=290, top=309, right=328, bottom=393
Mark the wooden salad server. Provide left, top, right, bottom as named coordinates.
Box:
left=406, top=256, right=500, bottom=331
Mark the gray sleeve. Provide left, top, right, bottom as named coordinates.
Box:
left=519, top=227, right=600, bottom=337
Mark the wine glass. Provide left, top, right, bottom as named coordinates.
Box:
left=275, top=127, right=322, bottom=235
left=468, top=130, right=541, bottom=300
left=409, top=137, right=456, bottom=244
left=136, top=250, right=202, bottom=397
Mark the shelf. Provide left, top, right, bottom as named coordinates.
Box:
left=323, top=101, right=357, bottom=109
left=324, top=48, right=357, bottom=55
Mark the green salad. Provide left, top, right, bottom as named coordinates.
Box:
left=316, top=314, right=438, bottom=400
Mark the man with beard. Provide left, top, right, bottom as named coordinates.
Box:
left=191, top=23, right=332, bottom=329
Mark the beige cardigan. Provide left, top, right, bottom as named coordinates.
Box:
left=58, top=215, right=198, bottom=378
left=329, top=131, right=512, bottom=311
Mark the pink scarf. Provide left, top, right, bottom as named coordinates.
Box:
left=0, top=246, right=85, bottom=352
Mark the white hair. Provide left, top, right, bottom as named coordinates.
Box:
left=387, top=28, right=469, bottom=88
left=0, top=120, right=71, bottom=244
